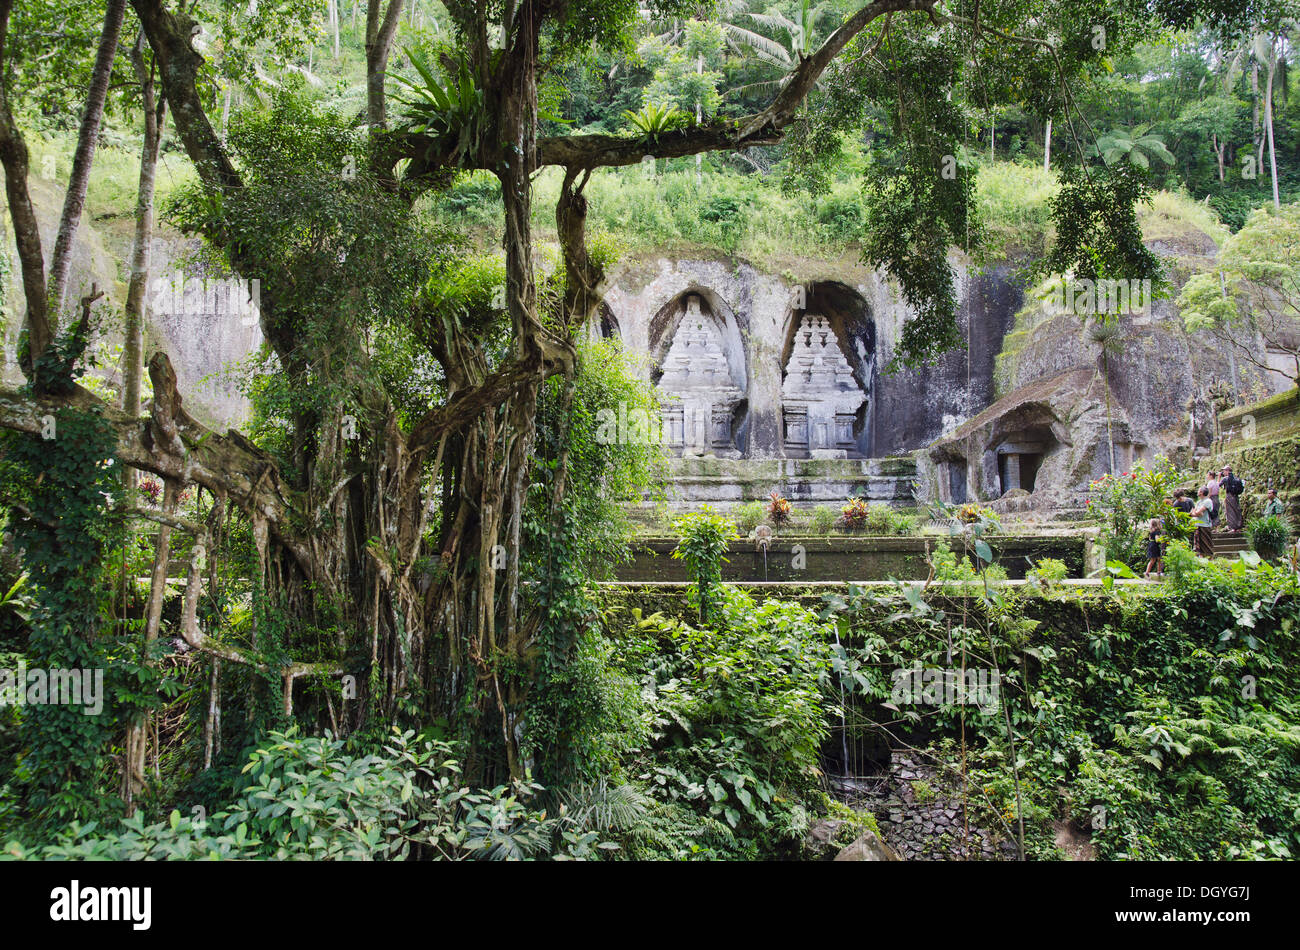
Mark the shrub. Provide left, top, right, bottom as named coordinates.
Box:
left=1086, top=457, right=1185, bottom=567
left=1028, top=557, right=1069, bottom=583
left=767, top=491, right=792, bottom=526
left=929, top=540, right=1008, bottom=584
left=839, top=501, right=914, bottom=535
left=671, top=506, right=738, bottom=626
left=956, top=502, right=999, bottom=527
left=622, top=587, right=833, bottom=853
left=889, top=511, right=917, bottom=536
left=815, top=192, right=864, bottom=242
left=1247, top=514, right=1291, bottom=559
left=839, top=498, right=871, bottom=531
left=734, top=502, right=764, bottom=536
left=4, top=729, right=573, bottom=861
left=811, top=506, right=837, bottom=535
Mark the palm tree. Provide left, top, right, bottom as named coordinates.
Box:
left=718, top=0, right=833, bottom=94
left=1085, top=315, right=1125, bottom=474
left=1223, top=28, right=1292, bottom=211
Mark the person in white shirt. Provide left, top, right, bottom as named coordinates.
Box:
left=1191, top=487, right=1214, bottom=557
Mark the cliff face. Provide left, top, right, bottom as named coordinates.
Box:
left=928, top=211, right=1285, bottom=512
left=597, top=251, right=1023, bottom=462
left=7, top=175, right=1278, bottom=512
left=3, top=179, right=260, bottom=429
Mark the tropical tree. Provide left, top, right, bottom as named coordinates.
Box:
left=1090, top=124, right=1176, bottom=171
left=1085, top=314, right=1125, bottom=475
left=0, top=0, right=1259, bottom=790
left=1179, top=203, right=1300, bottom=390
left=719, top=0, right=833, bottom=93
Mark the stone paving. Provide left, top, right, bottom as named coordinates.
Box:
left=832, top=751, right=1019, bottom=861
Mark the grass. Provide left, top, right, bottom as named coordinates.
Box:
left=975, top=162, right=1057, bottom=260
left=433, top=157, right=1096, bottom=274
left=1137, top=189, right=1229, bottom=251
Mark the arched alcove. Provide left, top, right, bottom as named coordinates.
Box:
left=779, top=282, right=875, bottom=458
left=650, top=290, right=750, bottom=457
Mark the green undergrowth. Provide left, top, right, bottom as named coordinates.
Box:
left=606, top=546, right=1300, bottom=860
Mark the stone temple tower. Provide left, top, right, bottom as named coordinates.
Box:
left=781, top=314, right=867, bottom=458
left=656, top=295, right=744, bottom=457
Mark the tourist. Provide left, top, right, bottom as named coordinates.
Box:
left=1221, top=465, right=1244, bottom=533
left=1191, top=487, right=1214, bottom=557
left=1144, top=517, right=1164, bottom=579
left=1263, top=488, right=1285, bottom=518
left=1205, top=471, right=1221, bottom=526
left=1172, top=488, right=1193, bottom=516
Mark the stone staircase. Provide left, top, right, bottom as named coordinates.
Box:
left=1211, top=531, right=1251, bottom=559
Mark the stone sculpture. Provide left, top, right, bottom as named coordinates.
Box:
left=781, top=314, right=867, bottom=458
left=655, top=295, right=743, bottom=457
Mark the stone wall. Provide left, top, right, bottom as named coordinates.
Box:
left=617, top=533, right=1088, bottom=581
left=596, top=251, right=1022, bottom=464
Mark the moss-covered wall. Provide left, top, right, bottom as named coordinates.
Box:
left=597, top=582, right=1125, bottom=646
left=617, top=534, right=1088, bottom=582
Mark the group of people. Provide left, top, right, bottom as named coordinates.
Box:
left=1144, top=464, right=1262, bottom=578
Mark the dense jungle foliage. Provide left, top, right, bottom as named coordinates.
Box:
left=0, top=0, right=1297, bottom=862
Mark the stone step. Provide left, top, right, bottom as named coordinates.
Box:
left=1212, top=534, right=1250, bottom=549
left=1211, top=532, right=1252, bottom=558
left=666, top=456, right=917, bottom=479
left=660, top=456, right=918, bottom=508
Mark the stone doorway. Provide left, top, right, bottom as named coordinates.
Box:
left=995, top=429, right=1054, bottom=496
left=948, top=459, right=968, bottom=504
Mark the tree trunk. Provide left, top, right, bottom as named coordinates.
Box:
left=0, top=0, right=52, bottom=368
left=124, top=33, right=165, bottom=424
left=122, top=478, right=178, bottom=809
left=47, top=0, right=127, bottom=319
left=1103, top=352, right=1116, bottom=474
left=365, top=0, right=405, bottom=133
left=1265, top=45, right=1280, bottom=211
left=1043, top=116, right=1051, bottom=171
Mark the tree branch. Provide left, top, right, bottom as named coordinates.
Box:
left=130, top=0, right=239, bottom=192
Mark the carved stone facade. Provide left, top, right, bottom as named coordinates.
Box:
left=588, top=253, right=1021, bottom=506
left=781, top=314, right=867, bottom=458
left=655, top=295, right=744, bottom=457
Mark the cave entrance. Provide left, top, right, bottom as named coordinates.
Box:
left=995, top=426, right=1055, bottom=495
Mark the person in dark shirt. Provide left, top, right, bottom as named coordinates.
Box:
left=1144, top=517, right=1165, bottom=579
left=1221, top=465, right=1245, bottom=533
